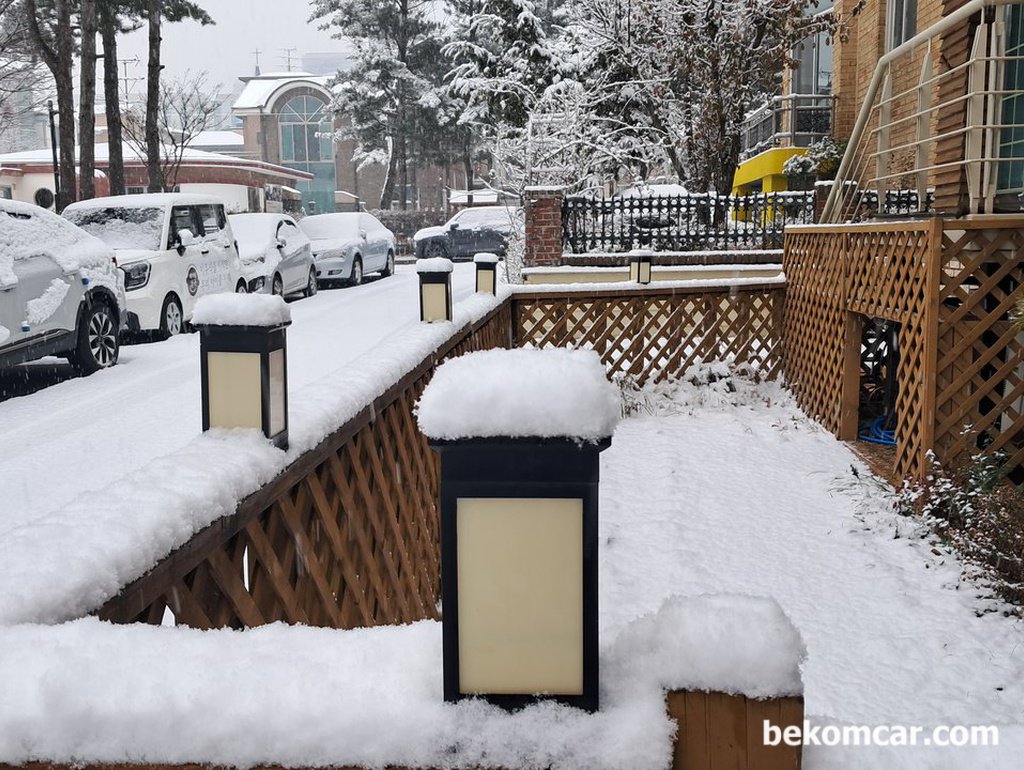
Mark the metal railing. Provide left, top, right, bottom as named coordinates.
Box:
left=823, top=0, right=1024, bottom=222
left=740, top=94, right=837, bottom=160
left=562, top=192, right=816, bottom=253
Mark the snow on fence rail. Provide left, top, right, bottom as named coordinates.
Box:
left=561, top=191, right=816, bottom=254
left=99, top=303, right=513, bottom=628
left=95, top=281, right=785, bottom=628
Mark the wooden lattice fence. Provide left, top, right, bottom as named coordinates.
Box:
left=513, top=284, right=786, bottom=385
left=97, top=283, right=786, bottom=629
left=99, top=304, right=512, bottom=629
left=784, top=218, right=1024, bottom=481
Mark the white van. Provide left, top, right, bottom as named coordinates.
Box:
left=63, top=194, right=247, bottom=336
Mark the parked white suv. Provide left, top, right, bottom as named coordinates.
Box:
left=0, top=200, right=125, bottom=374
left=64, top=194, right=247, bottom=337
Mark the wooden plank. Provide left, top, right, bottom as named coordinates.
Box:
left=706, top=692, right=747, bottom=770
left=681, top=691, right=711, bottom=770
left=746, top=698, right=781, bottom=770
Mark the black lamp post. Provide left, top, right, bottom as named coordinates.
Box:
left=629, top=250, right=653, bottom=284
left=474, top=252, right=499, bottom=295
left=193, top=306, right=291, bottom=450
left=417, top=257, right=454, bottom=322
left=421, top=350, right=617, bottom=713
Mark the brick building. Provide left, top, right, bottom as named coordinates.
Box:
left=231, top=72, right=468, bottom=215
left=0, top=144, right=311, bottom=212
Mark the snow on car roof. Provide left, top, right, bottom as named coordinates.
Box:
left=0, top=200, right=113, bottom=286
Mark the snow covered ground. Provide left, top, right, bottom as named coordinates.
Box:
left=0, top=264, right=476, bottom=535
left=2, top=274, right=1023, bottom=767
left=2, top=366, right=1023, bottom=767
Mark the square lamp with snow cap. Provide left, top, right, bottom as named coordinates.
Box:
left=473, top=252, right=500, bottom=295
left=629, top=250, right=653, bottom=285
left=417, top=257, right=454, bottom=322
left=191, top=293, right=292, bottom=451
left=418, top=348, right=619, bottom=713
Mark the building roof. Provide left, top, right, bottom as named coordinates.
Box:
left=192, top=131, right=245, bottom=147
left=0, top=143, right=313, bottom=182
left=232, top=73, right=331, bottom=113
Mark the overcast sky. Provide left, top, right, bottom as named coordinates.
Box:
left=118, top=0, right=344, bottom=95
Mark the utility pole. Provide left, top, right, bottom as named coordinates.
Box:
left=280, top=48, right=297, bottom=72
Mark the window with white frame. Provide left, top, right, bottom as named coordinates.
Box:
left=998, top=4, right=1024, bottom=196
left=886, top=0, right=918, bottom=51
left=0, top=186, right=12, bottom=199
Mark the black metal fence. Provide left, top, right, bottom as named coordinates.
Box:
left=562, top=192, right=816, bottom=254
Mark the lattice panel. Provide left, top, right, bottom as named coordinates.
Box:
left=781, top=229, right=848, bottom=435
left=512, top=287, right=785, bottom=385
left=846, top=227, right=931, bottom=324
left=784, top=222, right=939, bottom=479
left=98, top=304, right=512, bottom=629
left=934, top=224, right=1024, bottom=477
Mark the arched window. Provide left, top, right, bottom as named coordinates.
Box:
left=279, top=95, right=333, bottom=163
left=276, top=93, right=337, bottom=213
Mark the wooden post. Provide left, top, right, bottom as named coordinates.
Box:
left=840, top=311, right=864, bottom=441
left=667, top=690, right=804, bottom=770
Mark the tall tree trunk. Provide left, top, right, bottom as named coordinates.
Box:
left=379, top=135, right=397, bottom=209
left=53, top=0, right=76, bottom=209
left=398, top=114, right=408, bottom=211
left=78, top=0, right=98, bottom=200
left=462, top=147, right=473, bottom=192
left=100, top=4, right=125, bottom=196
left=145, top=0, right=163, bottom=192
left=24, top=0, right=77, bottom=209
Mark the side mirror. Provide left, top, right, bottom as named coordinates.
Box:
left=449, top=223, right=459, bottom=231
left=176, top=228, right=195, bottom=255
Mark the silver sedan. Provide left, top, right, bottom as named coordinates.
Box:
left=229, top=213, right=318, bottom=298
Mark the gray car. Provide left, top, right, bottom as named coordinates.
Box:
left=0, top=200, right=124, bottom=374
left=229, top=213, right=318, bottom=298
left=300, top=212, right=396, bottom=288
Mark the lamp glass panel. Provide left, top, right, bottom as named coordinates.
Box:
left=476, top=268, right=495, bottom=294
left=629, top=261, right=640, bottom=282
left=456, top=497, right=584, bottom=695
left=640, top=261, right=652, bottom=283
left=269, top=348, right=286, bottom=436
left=206, top=351, right=262, bottom=430
left=422, top=282, right=450, bottom=322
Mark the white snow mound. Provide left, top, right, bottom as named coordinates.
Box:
left=417, top=348, right=620, bottom=440
left=416, top=257, right=454, bottom=274
left=191, top=293, right=291, bottom=327
left=611, top=594, right=806, bottom=699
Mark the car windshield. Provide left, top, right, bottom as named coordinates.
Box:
left=64, top=206, right=164, bottom=251
left=299, top=213, right=360, bottom=240
left=229, top=215, right=276, bottom=249
left=449, top=207, right=516, bottom=231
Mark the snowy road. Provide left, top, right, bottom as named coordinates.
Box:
left=0, top=263, right=477, bottom=534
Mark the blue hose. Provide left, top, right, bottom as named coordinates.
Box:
left=859, top=414, right=896, bottom=445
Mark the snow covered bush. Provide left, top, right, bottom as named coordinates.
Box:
left=896, top=447, right=1024, bottom=607
left=783, top=137, right=846, bottom=188
left=617, top=359, right=783, bottom=417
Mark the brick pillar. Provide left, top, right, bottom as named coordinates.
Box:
left=524, top=186, right=564, bottom=267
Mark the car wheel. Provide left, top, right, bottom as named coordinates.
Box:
left=424, top=240, right=447, bottom=258
left=159, top=294, right=183, bottom=339
left=382, top=250, right=395, bottom=277
left=305, top=267, right=319, bottom=297
left=272, top=273, right=284, bottom=296
left=236, top=280, right=247, bottom=293
left=70, top=300, right=119, bottom=374
left=350, top=257, right=363, bottom=286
